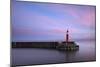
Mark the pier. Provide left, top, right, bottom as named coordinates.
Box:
left=12, top=30, right=79, bottom=51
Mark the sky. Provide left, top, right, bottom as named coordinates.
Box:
left=11, top=0, right=96, bottom=42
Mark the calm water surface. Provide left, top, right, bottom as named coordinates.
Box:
left=11, top=40, right=96, bottom=66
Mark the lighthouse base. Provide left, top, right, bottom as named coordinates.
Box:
left=56, top=41, right=79, bottom=51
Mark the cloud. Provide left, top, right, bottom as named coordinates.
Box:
left=12, top=1, right=96, bottom=41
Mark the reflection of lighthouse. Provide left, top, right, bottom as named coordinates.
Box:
left=66, top=30, right=69, bottom=43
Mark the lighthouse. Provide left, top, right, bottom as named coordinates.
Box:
left=56, top=29, right=79, bottom=51
left=54, top=29, right=79, bottom=51
left=66, top=29, right=69, bottom=43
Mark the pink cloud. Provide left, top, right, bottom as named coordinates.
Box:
left=62, top=6, right=95, bottom=27
left=81, top=11, right=95, bottom=27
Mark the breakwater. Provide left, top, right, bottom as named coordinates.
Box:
left=12, top=41, right=79, bottom=51
left=12, top=42, right=58, bottom=49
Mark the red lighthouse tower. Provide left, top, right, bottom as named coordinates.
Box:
left=66, top=29, right=69, bottom=43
